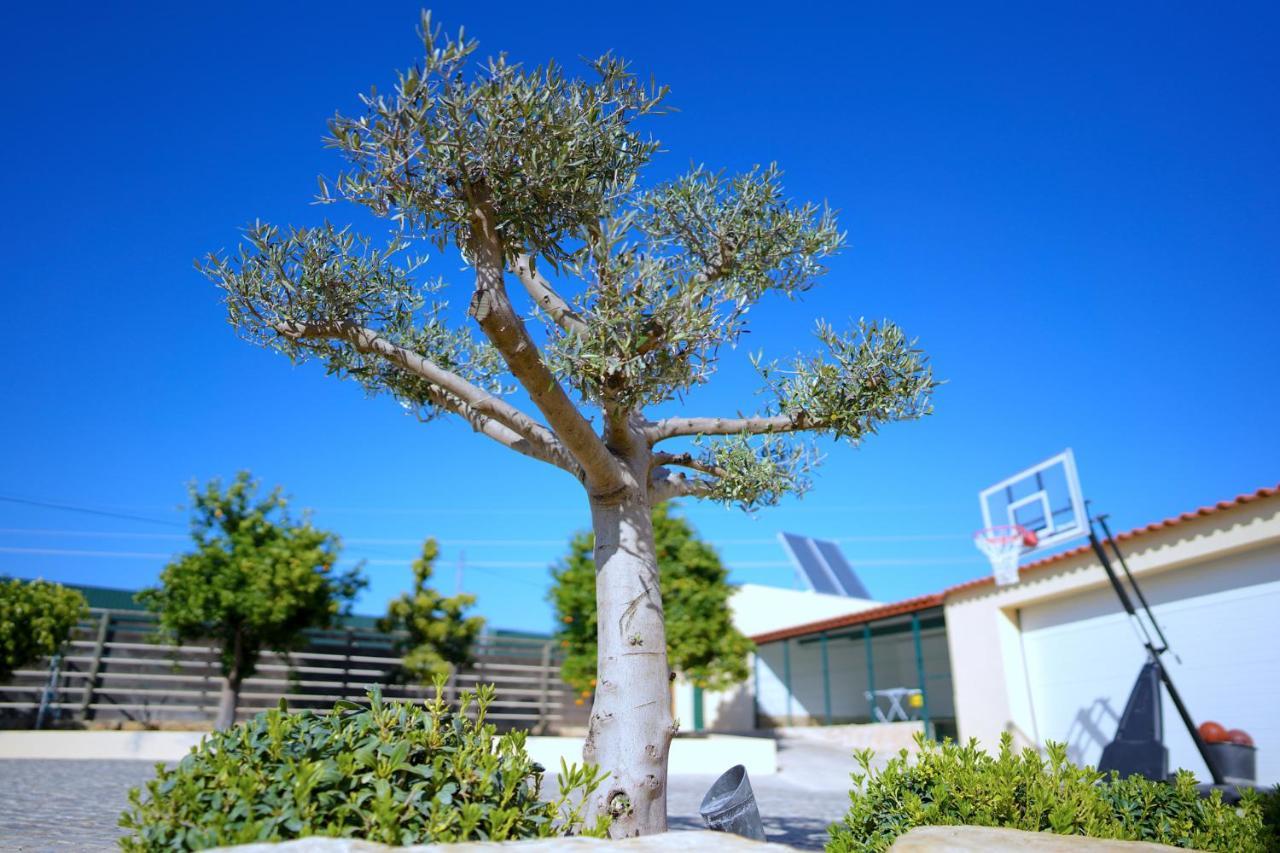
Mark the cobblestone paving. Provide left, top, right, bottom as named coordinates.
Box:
left=0, top=759, right=150, bottom=851
left=0, top=743, right=855, bottom=851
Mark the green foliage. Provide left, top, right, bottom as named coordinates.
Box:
left=827, top=733, right=1269, bottom=853
left=202, top=14, right=935, bottom=511
left=757, top=319, right=934, bottom=444
left=550, top=504, right=753, bottom=695
left=1260, top=785, right=1280, bottom=852
left=118, top=684, right=610, bottom=850
left=693, top=432, right=821, bottom=510
left=377, top=539, right=486, bottom=682
left=326, top=11, right=666, bottom=261
left=549, top=164, right=846, bottom=411
left=0, top=578, right=87, bottom=682
left=201, top=223, right=508, bottom=425
left=136, top=473, right=365, bottom=685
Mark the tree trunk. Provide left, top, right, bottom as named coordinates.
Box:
left=215, top=631, right=244, bottom=730
left=215, top=676, right=240, bottom=729
left=585, top=491, right=674, bottom=837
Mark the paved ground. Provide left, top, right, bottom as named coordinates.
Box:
left=0, top=737, right=857, bottom=851
left=667, top=734, right=856, bottom=849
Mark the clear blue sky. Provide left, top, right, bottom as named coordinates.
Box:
left=2, top=2, right=1276, bottom=633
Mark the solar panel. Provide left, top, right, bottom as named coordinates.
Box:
left=779, top=532, right=839, bottom=594
left=777, top=532, right=871, bottom=599
left=813, top=539, right=871, bottom=599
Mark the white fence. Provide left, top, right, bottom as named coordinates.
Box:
left=0, top=608, right=582, bottom=732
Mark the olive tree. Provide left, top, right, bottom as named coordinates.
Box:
left=551, top=503, right=752, bottom=699
left=138, top=473, right=365, bottom=729
left=202, top=13, right=933, bottom=835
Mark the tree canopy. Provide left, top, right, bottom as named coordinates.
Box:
left=0, top=578, right=87, bottom=682
left=378, top=538, right=485, bottom=682
left=201, top=12, right=934, bottom=511
left=138, top=473, right=365, bottom=726
left=550, top=504, right=752, bottom=696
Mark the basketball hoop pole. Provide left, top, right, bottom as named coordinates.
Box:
left=1095, top=514, right=1178, bottom=663
left=1086, top=514, right=1224, bottom=786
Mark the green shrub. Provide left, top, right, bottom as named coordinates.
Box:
left=1261, top=785, right=1280, bottom=852
left=827, top=733, right=1267, bottom=853
left=119, top=683, right=610, bottom=850
left=0, top=577, right=87, bottom=682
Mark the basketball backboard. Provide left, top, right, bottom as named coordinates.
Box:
left=777, top=532, right=872, bottom=599
left=978, top=449, right=1087, bottom=555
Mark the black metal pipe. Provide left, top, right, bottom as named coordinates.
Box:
left=1089, top=532, right=1141, bottom=618
left=1089, top=524, right=1224, bottom=786
left=1097, top=515, right=1174, bottom=657
left=1154, top=659, right=1225, bottom=785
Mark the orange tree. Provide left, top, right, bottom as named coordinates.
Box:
left=138, top=473, right=364, bottom=729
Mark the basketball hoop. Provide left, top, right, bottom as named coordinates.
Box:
left=974, top=525, right=1036, bottom=587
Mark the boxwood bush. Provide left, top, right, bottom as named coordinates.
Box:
left=0, top=577, right=87, bottom=682
left=119, top=683, right=609, bottom=850
left=827, top=733, right=1268, bottom=853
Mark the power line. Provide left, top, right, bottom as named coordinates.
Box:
left=0, top=546, right=174, bottom=559
left=0, top=527, right=966, bottom=546
left=0, top=528, right=188, bottom=540
left=0, top=496, right=184, bottom=528
left=0, top=546, right=981, bottom=568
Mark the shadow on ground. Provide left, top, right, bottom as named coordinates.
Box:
left=669, top=814, right=833, bottom=850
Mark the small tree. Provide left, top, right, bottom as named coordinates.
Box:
left=0, top=578, right=87, bottom=683
left=138, top=473, right=365, bottom=729
left=551, top=504, right=751, bottom=703
left=378, top=538, right=485, bottom=682
left=203, top=13, right=933, bottom=834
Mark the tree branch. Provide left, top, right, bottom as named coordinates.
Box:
left=416, top=386, right=574, bottom=471
left=647, top=413, right=808, bottom=444
left=510, top=253, right=587, bottom=335
left=648, top=468, right=717, bottom=504
left=468, top=203, right=627, bottom=497
left=650, top=451, right=725, bottom=478
left=273, top=319, right=575, bottom=472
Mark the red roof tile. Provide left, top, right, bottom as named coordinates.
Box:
left=751, top=593, right=945, bottom=644
left=749, top=484, right=1280, bottom=644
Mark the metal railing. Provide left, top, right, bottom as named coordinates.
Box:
left=0, top=608, right=579, bottom=732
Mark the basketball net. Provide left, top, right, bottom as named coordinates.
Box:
left=974, top=525, right=1034, bottom=587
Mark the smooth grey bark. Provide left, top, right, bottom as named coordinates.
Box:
left=215, top=675, right=240, bottom=730
left=583, top=446, right=675, bottom=837
left=215, top=629, right=244, bottom=730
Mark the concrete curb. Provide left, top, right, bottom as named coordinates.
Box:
left=211, top=830, right=801, bottom=851
left=0, top=732, right=777, bottom=776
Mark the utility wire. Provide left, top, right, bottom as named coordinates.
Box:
left=0, top=495, right=184, bottom=528
left=0, top=546, right=980, bottom=568
left=0, top=527, right=965, bottom=546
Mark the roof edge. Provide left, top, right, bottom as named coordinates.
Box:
left=750, top=483, right=1280, bottom=644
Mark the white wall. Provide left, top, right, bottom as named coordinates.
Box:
left=673, top=582, right=881, bottom=731
left=945, top=495, right=1280, bottom=784
left=729, top=584, right=880, bottom=636
left=1020, top=545, right=1280, bottom=784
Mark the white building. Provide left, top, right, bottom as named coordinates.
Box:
left=727, top=485, right=1280, bottom=786
left=674, top=583, right=879, bottom=732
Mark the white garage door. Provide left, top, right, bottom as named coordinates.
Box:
left=1019, top=545, right=1280, bottom=785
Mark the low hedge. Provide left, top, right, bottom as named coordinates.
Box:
left=827, top=733, right=1271, bottom=853
left=119, top=683, right=609, bottom=850
left=0, top=577, right=87, bottom=681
